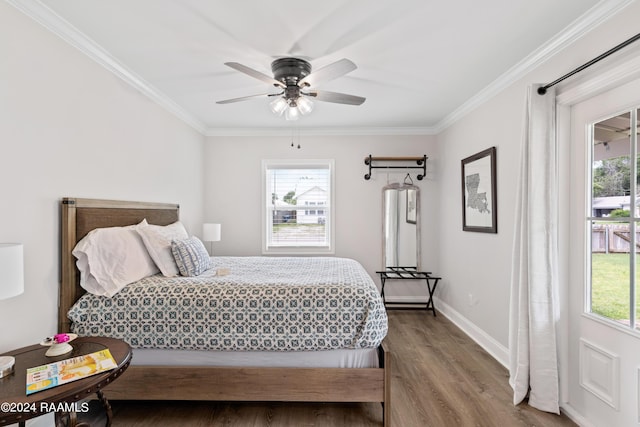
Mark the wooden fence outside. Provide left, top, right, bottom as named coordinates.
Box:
left=592, top=224, right=640, bottom=253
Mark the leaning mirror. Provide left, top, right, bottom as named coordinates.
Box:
left=382, top=183, right=420, bottom=269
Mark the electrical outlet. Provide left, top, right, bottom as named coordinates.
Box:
left=468, top=293, right=478, bottom=306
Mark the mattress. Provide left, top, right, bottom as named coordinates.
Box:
left=68, top=256, right=388, bottom=352
left=131, top=347, right=380, bottom=368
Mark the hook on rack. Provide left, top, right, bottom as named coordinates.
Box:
left=403, top=173, right=414, bottom=186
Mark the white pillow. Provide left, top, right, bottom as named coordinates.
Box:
left=137, top=221, right=189, bottom=277
left=72, top=220, right=159, bottom=297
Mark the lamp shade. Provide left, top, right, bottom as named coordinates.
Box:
left=270, top=97, right=287, bottom=116
left=202, top=223, right=221, bottom=242
left=297, top=96, right=314, bottom=115
left=285, top=106, right=300, bottom=121
left=0, top=243, right=24, bottom=300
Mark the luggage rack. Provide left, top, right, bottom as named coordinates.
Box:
left=376, top=266, right=441, bottom=316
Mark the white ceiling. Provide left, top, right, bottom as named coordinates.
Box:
left=11, top=0, right=626, bottom=134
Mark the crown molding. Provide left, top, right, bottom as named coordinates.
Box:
left=9, top=0, right=633, bottom=138
left=556, top=51, right=640, bottom=105
left=205, top=126, right=437, bottom=137
left=7, top=0, right=209, bottom=135
left=433, top=0, right=635, bottom=133
left=8, top=0, right=434, bottom=138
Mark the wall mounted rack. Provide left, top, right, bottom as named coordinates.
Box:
left=364, top=155, right=427, bottom=180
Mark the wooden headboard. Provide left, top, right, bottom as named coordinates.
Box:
left=60, top=197, right=180, bottom=332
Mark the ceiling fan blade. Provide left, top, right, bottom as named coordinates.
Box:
left=305, top=90, right=365, bottom=105
left=216, top=93, right=272, bottom=104
left=298, top=58, right=357, bottom=88
left=224, top=62, right=285, bottom=88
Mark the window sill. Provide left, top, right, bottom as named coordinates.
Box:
left=262, top=246, right=334, bottom=256
left=581, top=312, right=640, bottom=339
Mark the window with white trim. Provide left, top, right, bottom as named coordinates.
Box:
left=587, top=108, right=639, bottom=331
left=262, top=159, right=334, bottom=254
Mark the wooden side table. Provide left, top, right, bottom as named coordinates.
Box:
left=0, top=336, right=132, bottom=427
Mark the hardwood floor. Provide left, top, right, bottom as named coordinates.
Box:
left=80, top=310, right=576, bottom=426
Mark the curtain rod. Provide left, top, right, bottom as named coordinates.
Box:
left=537, top=32, right=640, bottom=95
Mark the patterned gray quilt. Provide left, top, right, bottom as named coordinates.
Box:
left=68, top=257, right=388, bottom=351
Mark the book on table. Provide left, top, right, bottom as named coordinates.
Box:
left=26, top=349, right=117, bottom=395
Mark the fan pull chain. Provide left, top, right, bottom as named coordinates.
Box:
left=289, top=128, right=301, bottom=149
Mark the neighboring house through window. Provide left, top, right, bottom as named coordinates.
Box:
left=262, top=159, right=334, bottom=254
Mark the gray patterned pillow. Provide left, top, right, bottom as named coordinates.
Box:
left=171, top=236, right=213, bottom=276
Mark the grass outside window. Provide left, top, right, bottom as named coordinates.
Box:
left=591, top=253, right=632, bottom=323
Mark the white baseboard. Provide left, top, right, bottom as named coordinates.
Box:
left=435, top=298, right=509, bottom=368
left=384, top=296, right=429, bottom=301
left=386, top=295, right=509, bottom=369
left=560, top=402, right=595, bottom=427
left=384, top=295, right=430, bottom=306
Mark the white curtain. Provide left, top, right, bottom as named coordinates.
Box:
left=509, top=84, right=560, bottom=414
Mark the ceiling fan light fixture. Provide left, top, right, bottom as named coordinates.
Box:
left=270, top=97, right=287, bottom=116
left=284, top=106, right=300, bottom=121
left=219, top=57, right=365, bottom=120
left=297, top=96, right=314, bottom=115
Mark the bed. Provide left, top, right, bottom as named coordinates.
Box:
left=59, top=197, right=391, bottom=426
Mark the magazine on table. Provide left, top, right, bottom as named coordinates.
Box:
left=26, top=349, right=117, bottom=395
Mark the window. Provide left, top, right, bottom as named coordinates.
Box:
left=587, top=108, right=639, bottom=331
left=262, top=159, right=334, bottom=254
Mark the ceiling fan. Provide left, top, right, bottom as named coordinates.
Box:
left=216, top=57, right=366, bottom=120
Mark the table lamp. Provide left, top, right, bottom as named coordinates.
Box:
left=0, top=243, right=23, bottom=377
left=0, top=243, right=24, bottom=300
left=202, top=223, right=221, bottom=255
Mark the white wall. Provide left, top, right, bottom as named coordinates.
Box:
left=435, top=0, right=640, bottom=367
left=203, top=134, right=439, bottom=297
left=0, top=2, right=204, bottom=353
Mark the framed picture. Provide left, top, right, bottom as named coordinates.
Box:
left=461, top=147, right=497, bottom=233
left=406, top=188, right=417, bottom=224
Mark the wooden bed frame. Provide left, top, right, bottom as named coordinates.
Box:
left=59, top=197, right=391, bottom=426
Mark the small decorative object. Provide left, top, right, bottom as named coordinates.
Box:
left=41, top=333, right=77, bottom=357
left=0, top=355, right=15, bottom=378
left=216, top=268, right=230, bottom=276
left=461, top=147, right=497, bottom=233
